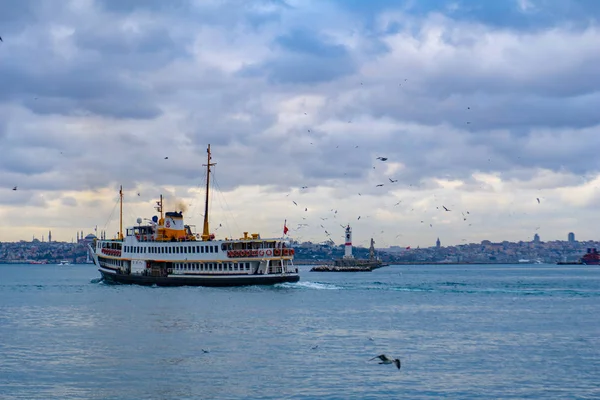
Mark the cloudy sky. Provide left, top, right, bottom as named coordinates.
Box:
left=1, top=0, right=600, bottom=248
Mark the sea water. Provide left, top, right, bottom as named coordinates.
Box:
left=0, top=263, right=599, bottom=399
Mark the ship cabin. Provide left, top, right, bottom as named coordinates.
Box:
left=94, top=215, right=295, bottom=277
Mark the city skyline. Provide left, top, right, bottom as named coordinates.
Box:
left=1, top=1, right=600, bottom=247
left=5, top=226, right=592, bottom=249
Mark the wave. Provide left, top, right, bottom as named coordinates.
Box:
left=276, top=281, right=343, bottom=290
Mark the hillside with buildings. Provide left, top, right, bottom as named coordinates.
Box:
left=0, top=230, right=596, bottom=265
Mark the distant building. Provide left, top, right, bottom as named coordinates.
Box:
left=533, top=233, right=540, bottom=243
left=48, top=230, right=52, bottom=243
left=436, top=237, right=441, bottom=248
left=568, top=232, right=575, bottom=243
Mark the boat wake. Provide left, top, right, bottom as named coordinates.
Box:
left=276, top=281, right=342, bottom=290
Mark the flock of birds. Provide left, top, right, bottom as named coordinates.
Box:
left=3, top=30, right=545, bottom=247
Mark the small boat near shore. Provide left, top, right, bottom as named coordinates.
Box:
left=91, top=145, right=300, bottom=287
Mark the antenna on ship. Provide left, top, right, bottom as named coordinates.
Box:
left=119, top=185, right=123, bottom=240
left=202, top=144, right=216, bottom=241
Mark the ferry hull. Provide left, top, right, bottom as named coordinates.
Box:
left=99, top=269, right=300, bottom=287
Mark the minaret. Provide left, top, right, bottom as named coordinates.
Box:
left=48, top=230, right=52, bottom=243
left=343, top=225, right=354, bottom=259
left=436, top=237, right=441, bottom=248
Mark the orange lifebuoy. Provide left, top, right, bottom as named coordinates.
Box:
left=274, top=249, right=281, bottom=256
left=258, top=250, right=265, bottom=256
left=227, top=251, right=232, bottom=257
left=266, top=250, right=272, bottom=256
left=136, top=235, right=140, bottom=241
left=283, top=249, right=289, bottom=256
left=251, top=250, right=258, bottom=257
left=290, top=249, right=295, bottom=255
left=234, top=250, right=240, bottom=257
left=245, top=250, right=251, bottom=257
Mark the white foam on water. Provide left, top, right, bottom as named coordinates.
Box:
left=277, top=281, right=343, bottom=290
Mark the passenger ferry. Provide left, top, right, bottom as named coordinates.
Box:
left=91, top=145, right=299, bottom=287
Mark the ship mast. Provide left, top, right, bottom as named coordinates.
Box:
left=202, top=144, right=216, bottom=241
left=119, top=185, right=123, bottom=240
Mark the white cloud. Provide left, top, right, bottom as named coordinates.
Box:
left=1, top=0, right=599, bottom=247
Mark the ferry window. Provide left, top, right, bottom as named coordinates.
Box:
left=168, top=247, right=172, bottom=254
left=200, top=246, right=204, bottom=254
left=209, top=246, right=214, bottom=254
left=195, top=246, right=199, bottom=253
left=234, top=263, right=238, bottom=270
left=246, top=263, right=250, bottom=270
left=221, top=244, right=226, bottom=251
left=183, top=247, right=187, bottom=254
left=214, top=245, right=218, bottom=253
left=229, top=263, right=233, bottom=271
left=218, top=264, right=222, bottom=271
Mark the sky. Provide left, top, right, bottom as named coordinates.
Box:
left=1, top=0, right=600, bottom=248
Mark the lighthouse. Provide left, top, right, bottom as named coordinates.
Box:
left=343, top=224, right=354, bottom=259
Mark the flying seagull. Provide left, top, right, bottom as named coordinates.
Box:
left=12, top=186, right=17, bottom=191
left=376, top=184, right=384, bottom=187
left=369, top=354, right=401, bottom=370
left=0, top=36, right=3, bottom=42
left=443, top=206, right=451, bottom=211
left=293, top=201, right=297, bottom=206
left=389, top=178, right=398, bottom=183
left=376, top=157, right=388, bottom=161
left=536, top=198, right=540, bottom=204
left=164, top=156, right=168, bottom=159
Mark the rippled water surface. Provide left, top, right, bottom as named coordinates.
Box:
left=1, top=264, right=599, bottom=399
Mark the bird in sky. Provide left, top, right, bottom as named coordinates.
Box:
left=369, top=354, right=401, bottom=370
left=293, top=201, right=297, bottom=206
left=301, top=186, right=308, bottom=189
left=12, top=186, right=17, bottom=190
left=443, top=206, right=451, bottom=212
left=376, top=184, right=384, bottom=187
left=394, top=201, right=401, bottom=206
left=389, top=178, right=398, bottom=183
left=164, top=156, right=168, bottom=159
left=536, top=198, right=540, bottom=204
left=0, top=36, right=3, bottom=42
left=376, top=157, right=388, bottom=161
